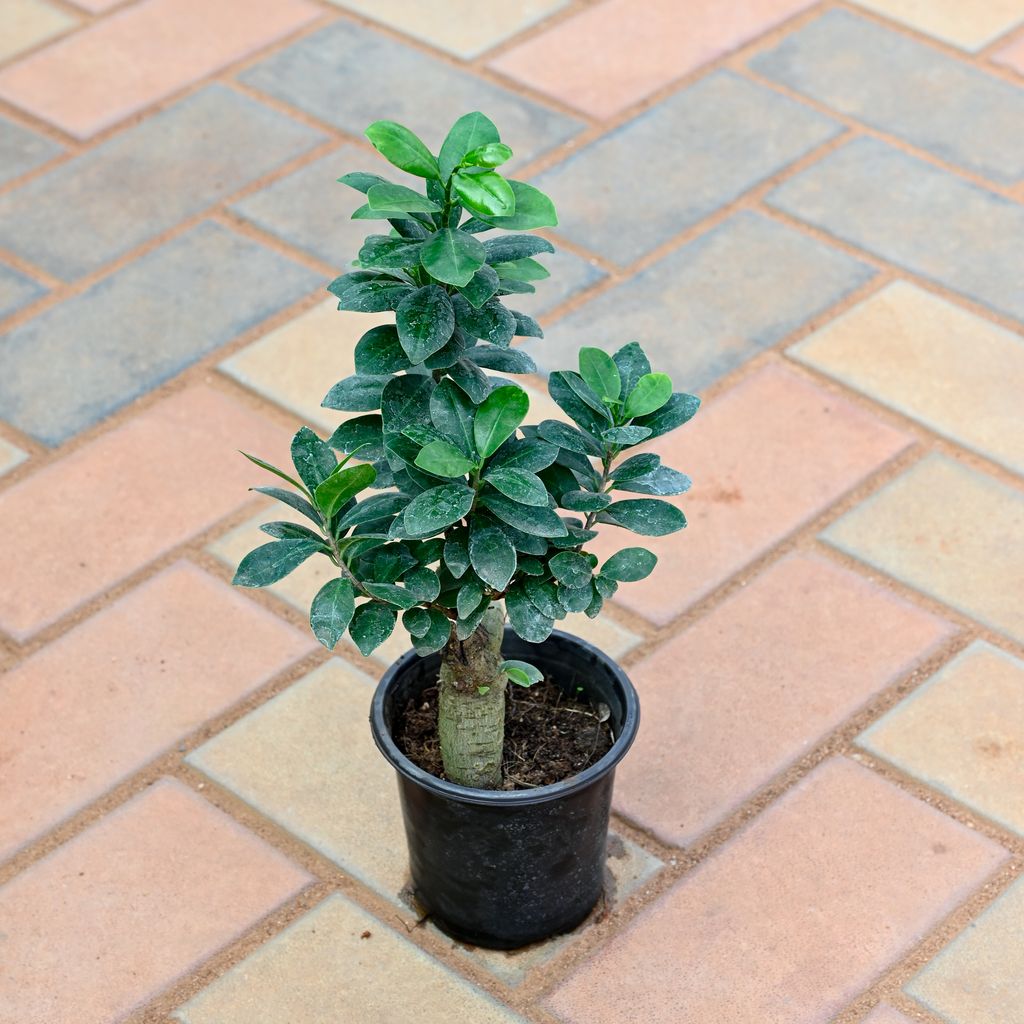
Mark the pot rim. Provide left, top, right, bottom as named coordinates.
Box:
left=369, top=627, right=640, bottom=807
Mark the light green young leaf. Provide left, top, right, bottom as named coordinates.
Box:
left=475, top=180, right=557, bottom=229
left=501, top=660, right=544, bottom=687
left=622, top=372, right=673, bottom=419
left=314, top=462, right=377, bottom=519
left=461, top=142, right=513, bottom=168
left=365, top=120, right=439, bottom=179
left=438, top=111, right=499, bottom=182
left=366, top=182, right=440, bottom=214
left=452, top=169, right=515, bottom=218
left=579, top=347, right=621, bottom=402
left=415, top=439, right=477, bottom=478
left=474, top=385, right=529, bottom=458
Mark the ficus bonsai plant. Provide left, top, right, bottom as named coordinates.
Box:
left=232, top=111, right=698, bottom=946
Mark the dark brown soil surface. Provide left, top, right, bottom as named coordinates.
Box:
left=395, top=678, right=614, bottom=789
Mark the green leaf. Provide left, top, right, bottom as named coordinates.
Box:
left=602, top=425, right=652, bottom=446
left=438, top=111, right=499, bottom=182
left=260, top=520, right=324, bottom=542
left=623, top=373, right=673, bottom=419
left=602, top=547, right=657, bottom=582
left=429, top=379, right=476, bottom=455
left=559, top=583, right=593, bottom=613
left=506, top=584, right=554, bottom=643
left=519, top=557, right=545, bottom=576
left=584, top=589, right=603, bottom=618
left=481, top=490, right=567, bottom=537
left=337, top=171, right=389, bottom=194
left=251, top=486, right=320, bottom=525
left=403, top=484, right=475, bottom=536
left=363, top=582, right=419, bottom=609
left=459, top=264, right=500, bottom=308
left=415, top=609, right=453, bottom=653
left=455, top=579, right=484, bottom=620
left=635, top=392, right=701, bottom=438
left=612, top=342, right=651, bottom=398
left=349, top=601, right=398, bottom=655
left=537, top=419, right=602, bottom=457
left=327, top=272, right=412, bottom=312
left=579, top=347, right=621, bottom=402
left=366, top=182, right=440, bottom=213
left=494, top=257, right=549, bottom=282
left=395, top=286, right=455, bottom=363
left=291, top=427, right=337, bottom=490
left=415, top=439, right=477, bottom=478
left=462, top=142, right=513, bottom=168
left=614, top=466, right=691, bottom=496
left=483, top=467, right=548, bottom=507
left=468, top=524, right=516, bottom=590
left=560, top=490, right=611, bottom=512
left=562, top=371, right=613, bottom=422
left=233, top=539, right=321, bottom=587
left=611, top=452, right=660, bottom=482
left=443, top=531, right=470, bottom=577
left=474, top=384, right=529, bottom=458
left=314, top=463, right=376, bottom=518
left=484, top=235, right=554, bottom=264
left=381, top=375, right=435, bottom=439
left=548, top=372, right=608, bottom=435
left=501, top=660, right=543, bottom=687
left=449, top=358, right=491, bottom=403
left=403, top=606, right=432, bottom=638
left=523, top=577, right=562, bottom=619
left=365, top=120, right=439, bottom=179
left=354, top=325, right=413, bottom=375
left=489, top=437, right=558, bottom=473
left=452, top=169, right=515, bottom=217
left=322, top=374, right=389, bottom=412
left=494, top=278, right=536, bottom=295
left=337, top=492, right=410, bottom=529
left=600, top=499, right=686, bottom=536
left=467, top=344, right=537, bottom=374
left=420, top=228, right=486, bottom=287
left=549, top=550, right=592, bottom=589
left=453, top=295, right=516, bottom=347
left=594, top=574, right=618, bottom=599
left=241, top=452, right=308, bottom=494
left=476, top=180, right=557, bottom=229
left=511, top=310, right=543, bottom=338
left=310, top=578, right=356, bottom=649
left=329, top=416, right=384, bottom=461
left=357, top=236, right=423, bottom=271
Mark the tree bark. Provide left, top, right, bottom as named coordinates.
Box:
left=437, top=605, right=506, bottom=789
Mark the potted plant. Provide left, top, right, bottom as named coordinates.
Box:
left=233, top=112, right=698, bottom=949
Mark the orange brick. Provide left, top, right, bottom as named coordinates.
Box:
left=489, top=0, right=816, bottom=118
left=0, top=562, right=314, bottom=860
left=0, top=779, right=310, bottom=1024
left=0, top=385, right=289, bottom=641
left=616, top=553, right=952, bottom=845
left=594, top=362, right=912, bottom=626
left=548, top=758, right=1006, bottom=1024
left=0, top=0, right=320, bottom=139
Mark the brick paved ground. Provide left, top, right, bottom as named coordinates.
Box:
left=1, top=1, right=1023, bottom=1021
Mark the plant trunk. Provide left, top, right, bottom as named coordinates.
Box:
left=437, top=606, right=506, bottom=789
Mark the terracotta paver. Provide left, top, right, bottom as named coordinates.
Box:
left=616, top=553, right=953, bottom=845
left=547, top=757, right=1008, bottom=1024
left=823, top=454, right=1024, bottom=644
left=789, top=280, right=1024, bottom=475
left=0, top=0, right=321, bottom=139
left=0, top=562, right=314, bottom=861
left=0, top=778, right=311, bottom=1024
left=488, top=0, right=817, bottom=118
left=860, top=642, right=1024, bottom=837
left=852, top=0, right=1024, bottom=51
left=590, top=362, right=912, bottom=626
left=907, top=874, right=1024, bottom=1023
left=174, top=894, right=526, bottom=1024
left=994, top=30, right=1024, bottom=74
left=0, top=0, right=77, bottom=64
left=0, top=385, right=288, bottom=641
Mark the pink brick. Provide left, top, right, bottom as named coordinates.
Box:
left=595, top=362, right=912, bottom=626
left=0, top=0, right=320, bottom=139
left=0, top=779, right=310, bottom=1024
left=489, top=0, right=816, bottom=119
left=994, top=31, right=1024, bottom=75
left=863, top=1006, right=916, bottom=1024
left=548, top=758, right=1007, bottom=1024
left=0, top=384, right=289, bottom=641
left=616, top=553, right=953, bottom=845
left=0, top=562, right=315, bottom=861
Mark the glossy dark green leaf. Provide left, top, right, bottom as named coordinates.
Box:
left=459, top=264, right=500, bottom=308
left=428, top=379, right=475, bottom=456
left=453, top=295, right=516, bottom=347
left=548, top=371, right=608, bottom=435
left=468, top=524, right=516, bottom=590
left=414, top=607, right=452, bottom=653
left=452, top=169, right=515, bottom=217
left=634, top=392, right=701, bottom=438
left=241, top=451, right=307, bottom=494
left=403, top=606, right=432, bottom=638
left=550, top=527, right=597, bottom=549
left=381, top=374, right=435, bottom=438
left=353, top=325, right=413, bottom=375
left=322, top=374, right=389, bottom=412
left=562, top=371, right=613, bottom=422
left=337, top=492, right=410, bottom=529
left=403, top=483, right=475, bottom=536
left=251, top=486, right=320, bottom=525
left=560, top=490, right=611, bottom=512
left=496, top=521, right=549, bottom=555
left=328, top=416, right=384, bottom=462
left=423, top=326, right=469, bottom=370
left=415, top=439, right=477, bottom=478
left=291, top=427, right=337, bottom=490
left=623, top=372, right=673, bottom=419
left=233, top=539, right=322, bottom=588
left=327, top=272, right=412, bottom=312
left=602, top=425, right=652, bottom=446
left=461, top=142, right=512, bottom=168
left=594, top=574, right=618, bottom=599
left=612, top=342, right=651, bottom=398
left=395, top=285, right=455, bottom=363
left=483, top=235, right=555, bottom=264
left=614, top=466, right=691, bottom=496
left=481, top=490, right=567, bottom=537
left=511, top=310, right=543, bottom=338
left=584, top=589, right=604, bottom=619
left=579, top=347, right=621, bottom=402
left=475, top=180, right=557, bottom=229
left=601, top=547, right=658, bottom=582
left=438, top=111, right=499, bottom=182
left=366, top=181, right=440, bottom=213
left=466, top=344, right=536, bottom=374
left=365, top=120, right=439, bottom=179
left=537, top=419, right=602, bottom=457
left=363, top=582, right=419, bottom=609
left=455, top=578, right=485, bottom=620
left=548, top=550, right=592, bottom=589
left=488, top=437, right=558, bottom=473
left=518, top=557, right=545, bottom=576
left=337, top=171, right=389, bottom=193
left=483, top=467, right=548, bottom=507
left=505, top=583, right=554, bottom=642
left=314, top=463, right=377, bottom=518
left=358, top=543, right=418, bottom=583
left=599, top=499, right=686, bottom=536
left=474, top=385, right=529, bottom=458
left=558, top=583, right=594, bottom=613
left=610, top=452, right=660, bottom=482
left=450, top=358, right=491, bottom=404
left=357, top=235, right=423, bottom=271
left=349, top=601, right=398, bottom=655
left=310, top=578, right=356, bottom=650
left=259, top=520, right=324, bottom=543
left=443, top=531, right=470, bottom=577
left=523, top=577, right=562, bottom=619
left=420, top=228, right=486, bottom=287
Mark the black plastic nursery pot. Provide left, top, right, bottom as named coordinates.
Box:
left=370, top=627, right=639, bottom=950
